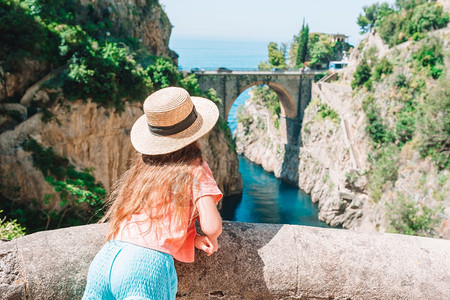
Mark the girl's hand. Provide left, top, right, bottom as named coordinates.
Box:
left=195, top=234, right=218, bottom=256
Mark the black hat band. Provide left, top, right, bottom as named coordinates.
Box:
left=148, top=107, right=198, bottom=136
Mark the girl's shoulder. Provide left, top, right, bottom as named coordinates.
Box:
left=192, top=159, right=214, bottom=179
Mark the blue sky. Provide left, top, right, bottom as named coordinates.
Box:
left=159, top=0, right=395, bottom=46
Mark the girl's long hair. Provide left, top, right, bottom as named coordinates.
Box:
left=102, top=141, right=203, bottom=241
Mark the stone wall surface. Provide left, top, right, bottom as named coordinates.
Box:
left=1, top=222, right=450, bottom=299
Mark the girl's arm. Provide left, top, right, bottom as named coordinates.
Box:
left=195, top=195, right=222, bottom=255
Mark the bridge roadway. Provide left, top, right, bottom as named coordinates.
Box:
left=194, top=70, right=315, bottom=144
left=190, top=70, right=317, bottom=75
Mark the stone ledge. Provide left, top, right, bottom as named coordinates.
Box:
left=1, top=222, right=449, bottom=299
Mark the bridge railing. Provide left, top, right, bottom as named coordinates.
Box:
left=179, top=67, right=328, bottom=74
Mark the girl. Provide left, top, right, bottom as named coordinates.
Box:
left=82, top=87, right=223, bottom=300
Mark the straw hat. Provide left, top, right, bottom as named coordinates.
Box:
left=130, top=87, right=219, bottom=155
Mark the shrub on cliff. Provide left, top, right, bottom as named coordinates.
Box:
left=387, top=193, right=441, bottom=236
left=373, top=58, right=393, bottom=81
left=314, top=102, right=340, bottom=124
left=21, top=138, right=106, bottom=231
left=416, top=78, right=450, bottom=170
left=237, top=106, right=253, bottom=131
left=367, top=145, right=400, bottom=202
left=0, top=210, right=26, bottom=240
left=412, top=38, right=444, bottom=79
left=64, top=41, right=152, bottom=111
left=352, top=60, right=372, bottom=90
left=368, top=1, right=449, bottom=46
left=252, top=85, right=280, bottom=118
left=0, top=1, right=59, bottom=73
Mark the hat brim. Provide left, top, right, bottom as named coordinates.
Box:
left=130, top=96, right=219, bottom=155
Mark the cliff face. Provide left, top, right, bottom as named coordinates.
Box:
left=0, top=98, right=241, bottom=205
left=0, top=0, right=241, bottom=224
left=234, top=85, right=368, bottom=229
left=234, top=100, right=284, bottom=177
left=235, top=22, right=449, bottom=237
left=77, top=0, right=173, bottom=57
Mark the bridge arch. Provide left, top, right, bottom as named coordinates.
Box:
left=196, top=72, right=314, bottom=144
left=224, top=81, right=296, bottom=120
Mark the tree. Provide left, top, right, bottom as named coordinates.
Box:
left=351, top=60, right=372, bottom=90
left=395, top=0, right=428, bottom=11
left=357, top=2, right=393, bottom=33
left=267, top=42, right=287, bottom=69
left=295, top=20, right=309, bottom=68
left=308, top=33, right=334, bottom=68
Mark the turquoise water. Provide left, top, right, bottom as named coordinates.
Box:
left=171, top=38, right=324, bottom=226
left=221, top=156, right=327, bottom=227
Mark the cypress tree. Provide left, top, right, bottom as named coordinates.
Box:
left=296, top=19, right=309, bottom=68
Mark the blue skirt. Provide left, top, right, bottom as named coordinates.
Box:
left=82, top=240, right=177, bottom=300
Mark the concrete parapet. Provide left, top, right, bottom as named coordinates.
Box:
left=1, top=222, right=449, bottom=299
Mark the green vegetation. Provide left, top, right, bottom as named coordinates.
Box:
left=260, top=20, right=352, bottom=71
left=362, top=95, right=391, bottom=145
left=258, top=42, right=287, bottom=70
left=290, top=32, right=352, bottom=70
left=307, top=34, right=333, bottom=69
left=19, top=138, right=106, bottom=231
left=252, top=85, right=281, bottom=130
left=295, top=20, right=309, bottom=68
left=0, top=1, right=60, bottom=73
left=357, top=2, right=393, bottom=33
left=64, top=42, right=152, bottom=111
left=315, top=102, right=340, bottom=124
left=411, top=38, right=444, bottom=79
left=352, top=60, right=372, bottom=90
left=353, top=0, right=449, bottom=237
left=0, top=0, right=205, bottom=112
left=373, top=58, right=393, bottom=81
left=416, top=79, right=450, bottom=170
left=0, top=210, right=26, bottom=240
left=0, top=107, right=23, bottom=122
left=236, top=105, right=253, bottom=134
left=367, top=145, right=400, bottom=202
left=253, top=85, right=280, bottom=116
left=357, top=0, right=449, bottom=46
left=387, top=193, right=441, bottom=236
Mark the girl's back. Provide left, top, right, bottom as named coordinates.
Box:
left=82, top=87, right=222, bottom=300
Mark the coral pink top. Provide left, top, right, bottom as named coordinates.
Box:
left=115, top=161, right=222, bottom=263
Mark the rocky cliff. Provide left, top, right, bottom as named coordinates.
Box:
left=235, top=3, right=450, bottom=238
left=234, top=84, right=368, bottom=228
left=0, top=97, right=241, bottom=202
left=77, top=0, right=174, bottom=58
left=235, top=97, right=284, bottom=177
left=0, top=0, right=242, bottom=231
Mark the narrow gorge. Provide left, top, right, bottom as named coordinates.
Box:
left=234, top=4, right=450, bottom=238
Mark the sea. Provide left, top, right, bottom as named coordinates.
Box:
left=170, top=37, right=326, bottom=227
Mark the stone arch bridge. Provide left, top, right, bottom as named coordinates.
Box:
left=196, top=71, right=315, bottom=144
